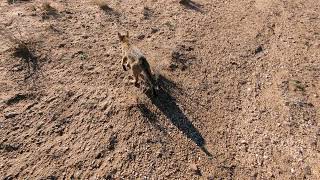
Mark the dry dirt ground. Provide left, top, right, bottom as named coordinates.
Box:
left=0, top=0, right=319, bottom=179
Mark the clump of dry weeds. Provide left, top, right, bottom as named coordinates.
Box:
left=7, top=0, right=30, bottom=4
left=92, top=0, right=112, bottom=11
left=0, top=28, right=41, bottom=78
left=41, top=2, right=58, bottom=19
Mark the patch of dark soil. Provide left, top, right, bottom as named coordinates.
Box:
left=170, top=44, right=196, bottom=71
left=6, top=93, right=29, bottom=105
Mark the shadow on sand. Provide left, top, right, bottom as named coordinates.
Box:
left=138, top=75, right=212, bottom=157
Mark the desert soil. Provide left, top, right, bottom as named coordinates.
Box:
left=0, top=0, right=319, bottom=179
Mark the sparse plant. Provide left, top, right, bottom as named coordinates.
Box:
left=7, top=0, right=30, bottom=4
left=42, top=2, right=52, bottom=11
left=92, top=0, right=112, bottom=11
left=143, top=6, right=153, bottom=19
left=290, top=80, right=306, bottom=92
left=79, top=52, right=88, bottom=60
left=164, top=21, right=176, bottom=31
left=41, top=2, right=58, bottom=19
left=0, top=28, right=40, bottom=79
left=179, top=0, right=189, bottom=4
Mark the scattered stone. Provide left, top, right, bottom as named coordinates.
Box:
left=25, top=102, right=37, bottom=111
left=46, top=175, right=58, bottom=180
left=290, top=168, right=295, bottom=174
left=143, top=7, right=152, bottom=19
left=104, top=169, right=117, bottom=180
left=137, top=34, right=145, bottom=40
left=189, top=163, right=201, bottom=175
left=3, top=175, right=14, bottom=180
left=87, top=65, right=95, bottom=71
left=107, top=134, right=117, bottom=151
left=240, top=140, right=247, bottom=144
left=58, top=43, right=66, bottom=48
left=95, top=150, right=105, bottom=159
left=304, top=166, right=312, bottom=176
left=255, top=45, right=263, bottom=54
left=126, top=152, right=135, bottom=161
left=103, top=174, right=113, bottom=180
left=100, top=97, right=112, bottom=111
left=179, top=0, right=189, bottom=5
left=156, top=150, right=163, bottom=158
left=151, top=27, right=159, bottom=33
left=11, top=65, right=23, bottom=71
left=0, top=143, right=20, bottom=152
left=4, top=111, right=19, bottom=119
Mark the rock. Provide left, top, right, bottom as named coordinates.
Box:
left=100, top=98, right=111, bottom=110
left=47, top=175, right=58, bottom=180
left=95, top=150, right=105, bottom=159
left=107, top=134, right=117, bottom=151
left=103, top=174, right=113, bottom=180
left=104, top=105, right=113, bottom=117
left=137, top=34, right=145, bottom=40
left=240, top=140, right=247, bottom=144
left=143, top=7, right=152, bottom=19
left=151, top=27, right=159, bottom=33
left=156, top=150, right=163, bottom=158
left=290, top=168, right=295, bottom=174
left=189, top=163, right=201, bottom=175
left=3, top=175, right=14, bottom=180
left=4, top=112, right=19, bottom=119
left=87, top=65, right=95, bottom=71
left=179, top=0, right=189, bottom=5
left=304, top=166, right=312, bottom=176
left=255, top=45, right=263, bottom=54
left=0, top=143, right=20, bottom=152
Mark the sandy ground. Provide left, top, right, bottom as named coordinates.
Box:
left=0, top=0, right=319, bottom=179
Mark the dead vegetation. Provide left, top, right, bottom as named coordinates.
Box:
left=92, top=0, right=112, bottom=11
left=0, top=28, right=41, bottom=79
left=7, top=0, right=30, bottom=4
left=41, top=2, right=58, bottom=19
left=91, top=0, right=120, bottom=21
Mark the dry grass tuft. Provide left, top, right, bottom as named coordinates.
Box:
left=42, top=2, right=56, bottom=13
left=92, top=0, right=112, bottom=11
left=41, top=2, right=58, bottom=19
left=12, top=41, right=40, bottom=78
left=0, top=28, right=40, bottom=78
left=7, top=0, right=30, bottom=4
